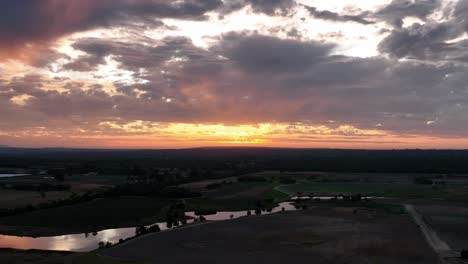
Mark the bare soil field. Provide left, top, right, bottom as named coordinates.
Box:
left=103, top=205, right=439, bottom=264
left=0, top=249, right=134, bottom=264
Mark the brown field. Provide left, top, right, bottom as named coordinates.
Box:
left=102, top=205, right=438, bottom=264
left=415, top=203, right=468, bottom=252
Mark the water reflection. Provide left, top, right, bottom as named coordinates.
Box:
left=0, top=174, right=31, bottom=178
left=0, top=202, right=295, bottom=252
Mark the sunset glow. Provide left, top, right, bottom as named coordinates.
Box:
left=1, top=0, right=468, bottom=149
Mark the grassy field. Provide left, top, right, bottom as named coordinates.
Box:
left=185, top=182, right=288, bottom=213
left=0, top=174, right=126, bottom=209
left=0, top=196, right=174, bottom=236
left=276, top=181, right=468, bottom=200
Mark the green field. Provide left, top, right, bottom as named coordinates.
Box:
left=0, top=196, right=174, bottom=236
left=186, top=182, right=289, bottom=212
left=276, top=182, right=468, bottom=201
left=0, top=190, right=73, bottom=209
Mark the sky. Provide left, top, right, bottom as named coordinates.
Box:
left=1, top=0, right=468, bottom=149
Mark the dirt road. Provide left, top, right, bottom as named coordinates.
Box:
left=404, top=204, right=458, bottom=261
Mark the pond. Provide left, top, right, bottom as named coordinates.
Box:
left=0, top=202, right=296, bottom=252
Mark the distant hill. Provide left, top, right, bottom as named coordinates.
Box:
left=0, top=145, right=10, bottom=148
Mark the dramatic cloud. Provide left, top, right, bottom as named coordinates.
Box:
left=378, top=22, right=464, bottom=60
left=376, top=0, right=440, bottom=28
left=215, top=33, right=335, bottom=73
left=302, top=5, right=374, bottom=25
left=1, top=0, right=468, bottom=148
left=0, top=0, right=222, bottom=49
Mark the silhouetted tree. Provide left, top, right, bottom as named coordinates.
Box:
left=148, top=224, right=161, bottom=232
left=136, top=226, right=148, bottom=236
left=461, top=250, right=468, bottom=259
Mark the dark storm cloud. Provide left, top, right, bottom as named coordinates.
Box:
left=0, top=0, right=223, bottom=49
left=302, top=5, right=374, bottom=25
left=375, top=0, right=440, bottom=28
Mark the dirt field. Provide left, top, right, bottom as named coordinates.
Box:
left=0, top=249, right=135, bottom=264
left=103, top=205, right=439, bottom=264
left=415, top=203, right=468, bottom=252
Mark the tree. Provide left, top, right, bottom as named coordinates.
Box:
left=461, top=250, right=468, bottom=260
left=148, top=224, right=161, bottom=233
left=136, top=226, right=148, bottom=236
left=166, top=221, right=173, bottom=228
